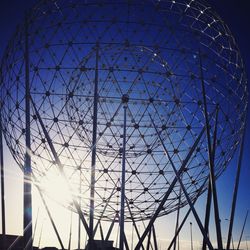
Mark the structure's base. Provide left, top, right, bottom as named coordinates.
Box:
left=85, top=240, right=118, bottom=250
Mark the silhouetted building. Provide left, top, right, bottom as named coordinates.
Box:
left=0, top=234, right=23, bottom=249
left=85, top=240, right=118, bottom=250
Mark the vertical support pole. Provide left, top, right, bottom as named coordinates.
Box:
left=131, top=223, right=134, bottom=250
left=99, top=222, right=104, bottom=241
left=202, top=181, right=212, bottom=250
left=135, top=123, right=207, bottom=250
left=173, top=187, right=181, bottom=250
left=190, top=222, right=193, bottom=250
left=202, top=105, right=219, bottom=250
left=24, top=12, right=33, bottom=250
left=34, top=176, right=65, bottom=249
left=146, top=226, right=152, bottom=250
left=167, top=179, right=207, bottom=250
left=126, top=199, right=145, bottom=250
left=68, top=210, right=73, bottom=250
left=119, top=95, right=129, bottom=250
left=236, top=210, right=249, bottom=250
left=150, top=117, right=214, bottom=250
left=226, top=125, right=246, bottom=250
left=31, top=97, right=90, bottom=236
left=78, top=168, right=81, bottom=250
left=0, top=102, right=6, bottom=249
left=89, top=43, right=99, bottom=249
left=199, top=52, right=223, bottom=250
left=32, top=208, right=39, bottom=244
left=105, top=214, right=117, bottom=241
left=152, top=225, right=158, bottom=250
left=38, top=219, right=44, bottom=249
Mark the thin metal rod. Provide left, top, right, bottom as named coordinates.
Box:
left=32, top=208, right=39, bottom=244
left=146, top=226, right=152, bottom=250
left=93, top=183, right=117, bottom=237
left=131, top=223, right=135, bottom=250
left=38, top=219, right=44, bottom=249
left=105, top=215, right=117, bottom=241
left=202, top=181, right=212, bottom=250
left=202, top=106, right=219, bottom=250
left=167, top=178, right=207, bottom=250
left=0, top=105, right=6, bottom=249
left=226, top=125, right=247, bottom=250
left=150, top=117, right=214, bottom=250
left=124, top=231, right=130, bottom=250
left=126, top=198, right=145, bottom=250
left=68, top=210, right=73, bottom=250
left=173, top=187, right=182, bottom=250
left=167, top=201, right=193, bottom=250
left=78, top=168, right=81, bottom=250
left=237, top=210, right=249, bottom=250
left=34, top=176, right=65, bottom=250
left=190, top=222, right=193, bottom=250
left=120, top=104, right=128, bottom=250
left=24, top=12, right=32, bottom=250
left=199, top=52, right=223, bottom=250
left=30, top=97, right=90, bottom=237
left=135, top=124, right=206, bottom=250
left=89, top=42, right=99, bottom=250
left=99, top=222, right=104, bottom=241
left=152, top=225, right=158, bottom=250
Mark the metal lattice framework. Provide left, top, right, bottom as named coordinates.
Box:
left=0, top=0, right=248, bottom=228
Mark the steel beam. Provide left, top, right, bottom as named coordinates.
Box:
left=0, top=105, right=6, bottom=250
left=226, top=125, right=247, bottom=250
left=199, top=53, right=223, bottom=250
left=33, top=174, right=65, bottom=250
left=120, top=103, right=128, bottom=250
left=68, top=211, right=73, bottom=250
left=89, top=42, right=99, bottom=250
left=30, top=97, right=90, bottom=237
left=146, top=226, right=152, bottom=250
left=173, top=187, right=181, bottom=250
left=124, top=231, right=130, bottom=250
left=150, top=118, right=214, bottom=250
left=202, top=106, right=219, bottom=250
left=126, top=198, right=145, bottom=250
left=236, top=210, right=249, bottom=250
left=167, top=179, right=207, bottom=250
left=168, top=201, right=194, bottom=250
left=190, top=222, right=194, bottom=250
left=105, top=214, right=117, bottom=241
left=94, top=184, right=117, bottom=237
left=202, top=181, right=212, bottom=250
left=135, top=122, right=206, bottom=249
left=99, top=222, right=104, bottom=241
left=152, top=225, right=158, bottom=250
left=32, top=208, right=39, bottom=244
left=24, top=12, right=33, bottom=250
left=198, top=53, right=223, bottom=250
left=78, top=168, right=81, bottom=250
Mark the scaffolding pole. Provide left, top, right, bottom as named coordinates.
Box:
left=24, top=12, right=33, bottom=250
left=120, top=97, right=128, bottom=250
left=0, top=102, right=6, bottom=249
left=226, top=124, right=247, bottom=250
left=89, top=42, right=99, bottom=250
left=199, top=52, right=223, bottom=250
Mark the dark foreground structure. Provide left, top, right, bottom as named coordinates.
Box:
left=0, top=235, right=118, bottom=250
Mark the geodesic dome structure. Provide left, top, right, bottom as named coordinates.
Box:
left=0, top=0, right=248, bottom=221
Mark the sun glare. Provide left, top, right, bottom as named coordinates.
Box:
left=41, top=175, right=73, bottom=205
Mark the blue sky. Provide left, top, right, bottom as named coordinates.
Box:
left=0, top=0, right=250, bottom=249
